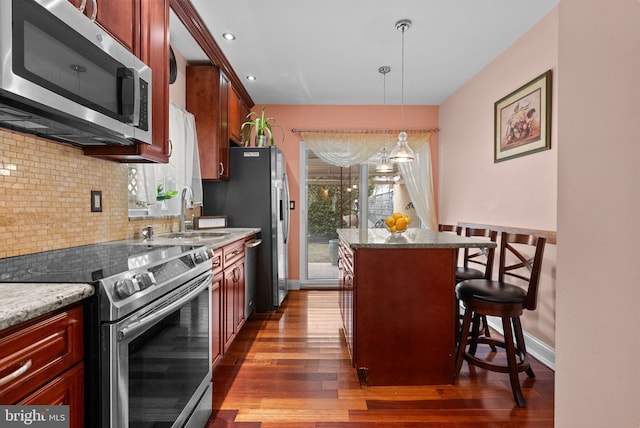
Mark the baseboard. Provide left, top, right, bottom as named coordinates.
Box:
left=485, top=315, right=556, bottom=371
left=287, top=279, right=301, bottom=290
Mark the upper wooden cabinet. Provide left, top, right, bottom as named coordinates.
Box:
left=81, top=0, right=171, bottom=163
left=187, top=65, right=229, bottom=180
left=228, top=82, right=249, bottom=145
left=68, top=0, right=139, bottom=54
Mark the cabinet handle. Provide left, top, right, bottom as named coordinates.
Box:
left=90, top=0, right=97, bottom=22
left=0, top=359, right=32, bottom=387
left=77, top=0, right=87, bottom=12
left=167, top=139, right=173, bottom=157
left=219, top=162, right=225, bottom=177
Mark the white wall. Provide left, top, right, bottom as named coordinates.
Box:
left=555, top=0, right=640, bottom=426
left=439, top=8, right=558, bottom=347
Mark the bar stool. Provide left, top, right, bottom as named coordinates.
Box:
left=457, top=227, right=498, bottom=350
left=455, top=232, right=546, bottom=408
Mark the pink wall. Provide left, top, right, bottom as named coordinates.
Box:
left=556, top=0, right=640, bottom=426
left=252, top=104, right=439, bottom=281
left=439, top=8, right=558, bottom=348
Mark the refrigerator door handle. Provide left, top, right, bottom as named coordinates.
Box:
left=283, top=174, right=290, bottom=244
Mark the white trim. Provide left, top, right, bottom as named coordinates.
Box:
left=287, top=279, right=301, bottom=291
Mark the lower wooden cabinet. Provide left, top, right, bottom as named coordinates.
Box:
left=19, top=363, right=84, bottom=428
left=0, top=305, right=84, bottom=428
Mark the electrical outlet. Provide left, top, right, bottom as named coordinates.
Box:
left=91, top=190, right=102, bottom=212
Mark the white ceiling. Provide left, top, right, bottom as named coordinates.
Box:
left=170, top=0, right=558, bottom=106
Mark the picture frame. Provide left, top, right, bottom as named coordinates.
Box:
left=494, top=70, right=552, bottom=163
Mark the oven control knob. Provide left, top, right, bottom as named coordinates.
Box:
left=194, top=250, right=209, bottom=263
left=136, top=272, right=156, bottom=290
left=114, top=278, right=139, bottom=299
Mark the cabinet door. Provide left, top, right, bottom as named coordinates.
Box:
left=82, top=0, right=170, bottom=163
left=222, top=265, right=236, bottom=352
left=234, top=261, right=245, bottom=331
left=187, top=66, right=223, bottom=179
left=228, top=84, right=243, bottom=145
left=19, top=363, right=84, bottom=428
left=218, top=73, right=230, bottom=180
left=211, top=272, right=223, bottom=369
left=91, top=0, right=139, bottom=54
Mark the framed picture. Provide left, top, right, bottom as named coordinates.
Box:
left=494, top=70, right=552, bottom=163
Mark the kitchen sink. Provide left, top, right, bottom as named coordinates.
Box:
left=161, top=231, right=230, bottom=240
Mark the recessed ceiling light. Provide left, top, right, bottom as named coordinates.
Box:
left=246, top=75, right=256, bottom=81
left=222, top=32, right=236, bottom=41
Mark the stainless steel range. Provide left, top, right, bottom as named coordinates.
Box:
left=0, top=241, right=214, bottom=428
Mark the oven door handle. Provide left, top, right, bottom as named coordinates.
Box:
left=118, top=274, right=212, bottom=341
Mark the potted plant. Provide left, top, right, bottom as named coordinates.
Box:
left=241, top=107, right=283, bottom=147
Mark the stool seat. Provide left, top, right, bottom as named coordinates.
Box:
left=455, top=266, right=486, bottom=282
left=456, top=279, right=527, bottom=304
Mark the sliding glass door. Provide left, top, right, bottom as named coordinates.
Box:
left=300, top=143, right=408, bottom=287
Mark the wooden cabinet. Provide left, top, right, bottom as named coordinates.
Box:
left=338, top=239, right=458, bottom=386
left=221, top=239, right=246, bottom=352
left=0, top=306, right=84, bottom=428
left=228, top=82, right=249, bottom=145
left=82, top=0, right=171, bottom=163
left=68, top=0, right=139, bottom=54
left=187, top=66, right=229, bottom=180
left=210, top=248, right=223, bottom=369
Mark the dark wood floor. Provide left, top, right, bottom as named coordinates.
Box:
left=207, top=290, right=554, bottom=427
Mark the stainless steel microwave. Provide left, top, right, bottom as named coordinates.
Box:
left=0, top=0, right=152, bottom=146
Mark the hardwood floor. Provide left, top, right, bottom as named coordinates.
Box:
left=207, top=290, right=554, bottom=427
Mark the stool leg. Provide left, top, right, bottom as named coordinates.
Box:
left=502, top=317, right=526, bottom=408
left=469, top=313, right=482, bottom=355
left=513, top=317, right=535, bottom=378
left=455, top=306, right=473, bottom=379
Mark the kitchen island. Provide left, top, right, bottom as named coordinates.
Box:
left=337, top=228, right=496, bottom=386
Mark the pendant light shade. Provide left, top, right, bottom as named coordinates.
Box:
left=376, top=147, right=394, bottom=172
left=390, top=19, right=414, bottom=163
left=389, top=131, right=415, bottom=162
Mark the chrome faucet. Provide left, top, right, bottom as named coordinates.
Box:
left=179, top=186, right=194, bottom=232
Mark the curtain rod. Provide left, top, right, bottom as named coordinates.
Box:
left=291, top=128, right=439, bottom=134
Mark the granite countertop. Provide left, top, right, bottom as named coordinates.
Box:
left=0, top=228, right=260, bottom=331
left=337, top=228, right=498, bottom=249
left=0, top=283, right=94, bottom=331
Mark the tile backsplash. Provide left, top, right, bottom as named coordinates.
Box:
left=0, top=129, right=184, bottom=259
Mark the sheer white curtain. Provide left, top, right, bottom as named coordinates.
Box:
left=398, top=140, right=438, bottom=230
left=300, top=130, right=437, bottom=229
left=301, top=131, right=394, bottom=167
left=131, top=104, right=203, bottom=213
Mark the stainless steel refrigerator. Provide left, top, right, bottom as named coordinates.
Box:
left=202, top=146, right=290, bottom=312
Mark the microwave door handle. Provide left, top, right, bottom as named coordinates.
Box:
left=117, top=68, right=140, bottom=126
left=132, top=68, right=141, bottom=127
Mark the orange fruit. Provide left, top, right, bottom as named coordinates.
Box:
left=385, top=216, right=395, bottom=228
left=395, top=218, right=407, bottom=231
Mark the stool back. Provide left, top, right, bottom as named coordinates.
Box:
left=498, top=232, right=547, bottom=310
left=462, top=227, right=498, bottom=280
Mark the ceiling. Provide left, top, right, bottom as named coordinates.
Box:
left=170, top=0, right=558, bottom=106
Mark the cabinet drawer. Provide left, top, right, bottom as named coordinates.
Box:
left=19, top=363, right=84, bottom=428
left=211, top=248, right=223, bottom=275
left=223, top=240, right=246, bottom=268
left=0, top=306, right=83, bottom=404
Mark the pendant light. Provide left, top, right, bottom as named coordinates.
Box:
left=389, top=19, right=415, bottom=163
left=376, top=66, right=394, bottom=173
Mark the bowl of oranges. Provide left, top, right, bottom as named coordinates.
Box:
left=384, top=212, right=411, bottom=234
